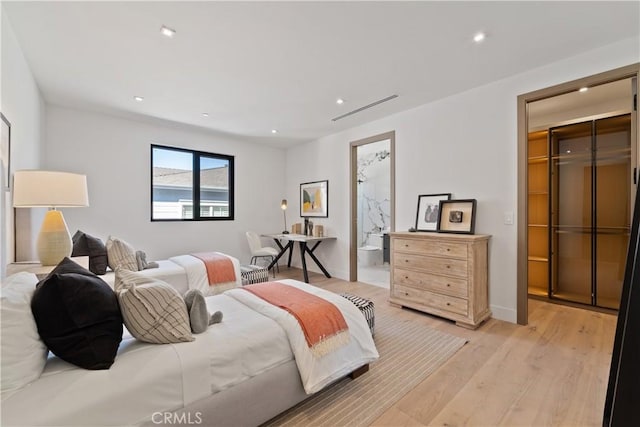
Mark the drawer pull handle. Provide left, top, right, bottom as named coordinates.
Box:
left=446, top=248, right=450, bottom=252
left=446, top=302, right=451, bottom=306
left=405, top=260, right=409, bottom=263
left=446, top=283, right=451, bottom=287
left=405, top=276, right=409, bottom=279
left=405, top=244, right=409, bottom=247
left=446, top=265, right=450, bottom=269
left=405, top=292, right=409, bottom=296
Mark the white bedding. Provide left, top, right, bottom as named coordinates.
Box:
left=226, top=279, right=379, bottom=393
left=1, top=279, right=378, bottom=426
left=100, top=254, right=241, bottom=295
left=1, top=294, right=292, bottom=426
left=169, top=253, right=241, bottom=296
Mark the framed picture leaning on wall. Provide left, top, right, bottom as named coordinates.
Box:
left=438, top=199, right=477, bottom=234
left=300, top=180, right=328, bottom=217
left=415, top=193, right=451, bottom=231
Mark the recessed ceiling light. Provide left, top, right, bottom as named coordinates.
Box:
left=271, top=129, right=278, bottom=134
left=336, top=98, right=344, bottom=105
left=160, top=25, right=176, bottom=38
left=579, top=87, right=588, bottom=93
left=134, top=96, right=144, bottom=102
left=473, top=32, right=486, bottom=43
left=202, top=113, right=209, bottom=117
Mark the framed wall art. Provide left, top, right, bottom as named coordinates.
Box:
left=1, top=113, right=10, bottom=191
left=438, top=199, right=477, bottom=234
left=300, top=180, right=328, bottom=217
left=415, top=193, right=451, bottom=231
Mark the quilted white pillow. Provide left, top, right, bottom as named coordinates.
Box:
left=1, top=272, right=49, bottom=392
left=106, top=236, right=138, bottom=271
left=115, top=269, right=194, bottom=344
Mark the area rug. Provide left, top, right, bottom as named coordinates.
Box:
left=263, top=309, right=468, bottom=426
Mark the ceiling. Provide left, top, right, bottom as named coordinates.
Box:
left=3, top=1, right=639, bottom=148
left=529, top=78, right=634, bottom=130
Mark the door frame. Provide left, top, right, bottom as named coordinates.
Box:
left=349, top=131, right=396, bottom=282
left=517, top=63, right=639, bottom=325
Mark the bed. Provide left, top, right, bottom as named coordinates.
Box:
left=1, top=276, right=379, bottom=426
left=100, top=253, right=243, bottom=296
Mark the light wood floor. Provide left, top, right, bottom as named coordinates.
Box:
left=273, top=267, right=617, bottom=427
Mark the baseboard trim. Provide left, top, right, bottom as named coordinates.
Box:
left=490, top=304, right=517, bottom=324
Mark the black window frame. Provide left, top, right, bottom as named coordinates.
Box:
left=150, top=144, right=235, bottom=222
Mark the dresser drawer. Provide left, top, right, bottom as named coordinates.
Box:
left=393, top=252, right=468, bottom=278
left=394, top=268, right=468, bottom=298
left=393, top=285, right=468, bottom=316
left=393, top=238, right=467, bottom=258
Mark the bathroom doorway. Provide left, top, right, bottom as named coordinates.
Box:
left=349, top=131, right=395, bottom=287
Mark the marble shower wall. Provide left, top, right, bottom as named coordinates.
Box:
left=357, top=139, right=391, bottom=247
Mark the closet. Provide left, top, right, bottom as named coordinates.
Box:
left=527, top=114, right=632, bottom=310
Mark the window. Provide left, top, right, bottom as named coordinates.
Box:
left=151, top=145, right=234, bottom=221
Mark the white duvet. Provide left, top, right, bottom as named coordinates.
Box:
left=100, top=253, right=241, bottom=295
left=226, top=279, right=379, bottom=394
left=1, top=279, right=378, bottom=426
left=169, top=253, right=241, bottom=295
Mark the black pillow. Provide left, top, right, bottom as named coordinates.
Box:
left=71, top=230, right=108, bottom=275
left=31, top=257, right=123, bottom=370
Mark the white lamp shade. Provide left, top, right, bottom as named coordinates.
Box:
left=12, top=170, right=89, bottom=265
left=13, top=170, right=89, bottom=208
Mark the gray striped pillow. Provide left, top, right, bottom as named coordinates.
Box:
left=115, top=269, right=194, bottom=344
left=106, top=236, right=138, bottom=271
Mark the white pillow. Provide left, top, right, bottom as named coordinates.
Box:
left=106, top=236, right=138, bottom=271
left=1, top=272, right=49, bottom=392
left=115, top=269, right=194, bottom=344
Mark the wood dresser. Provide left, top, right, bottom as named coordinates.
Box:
left=389, top=232, right=491, bottom=329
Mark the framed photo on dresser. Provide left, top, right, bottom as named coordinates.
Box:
left=415, top=193, right=451, bottom=231
left=438, top=199, right=477, bottom=234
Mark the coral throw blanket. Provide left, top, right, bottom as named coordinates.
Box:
left=242, top=282, right=349, bottom=357
left=191, top=252, right=236, bottom=286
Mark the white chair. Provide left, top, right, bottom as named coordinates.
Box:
left=245, top=231, right=279, bottom=277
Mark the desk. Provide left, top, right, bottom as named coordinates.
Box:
left=262, top=234, right=336, bottom=283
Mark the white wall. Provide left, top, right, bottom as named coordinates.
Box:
left=42, top=106, right=286, bottom=264
left=0, top=12, right=45, bottom=274
left=285, top=37, right=640, bottom=323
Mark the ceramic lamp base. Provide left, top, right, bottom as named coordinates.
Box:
left=37, top=210, right=72, bottom=266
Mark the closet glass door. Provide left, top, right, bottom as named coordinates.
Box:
left=551, top=122, right=593, bottom=305
left=595, top=115, right=631, bottom=309
left=549, top=114, right=632, bottom=309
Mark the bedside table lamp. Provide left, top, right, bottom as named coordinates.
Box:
left=13, top=170, right=89, bottom=266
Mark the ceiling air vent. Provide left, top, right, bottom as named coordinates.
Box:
left=331, top=94, right=399, bottom=122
